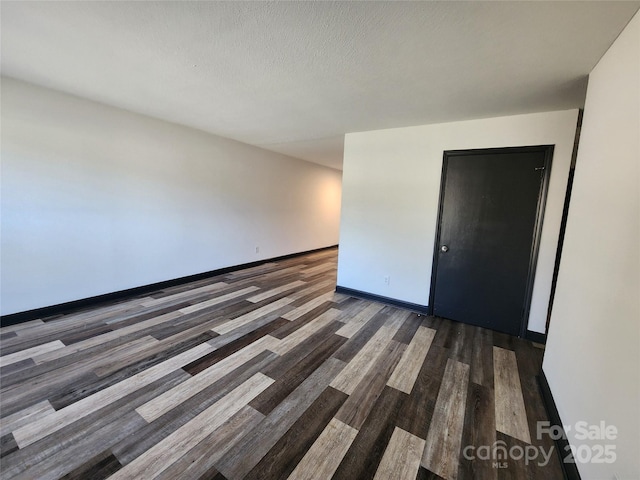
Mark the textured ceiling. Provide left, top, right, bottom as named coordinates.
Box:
left=1, top=1, right=639, bottom=170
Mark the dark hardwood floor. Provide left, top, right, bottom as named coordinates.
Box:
left=0, top=247, right=564, bottom=479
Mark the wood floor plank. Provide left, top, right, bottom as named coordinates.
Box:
left=393, top=313, right=423, bottom=345
left=2, top=369, right=188, bottom=480
left=432, top=317, right=453, bottom=348
left=268, top=308, right=340, bottom=355
left=57, top=324, right=114, bottom=346
left=91, top=335, right=165, bottom=377
left=212, top=297, right=294, bottom=335
left=2, top=301, right=142, bottom=346
left=215, top=358, right=346, bottom=480
left=286, top=286, right=335, bottom=308
left=0, top=400, right=55, bottom=438
left=493, top=346, right=531, bottom=444
left=0, top=330, right=17, bottom=340
left=331, top=306, right=400, bottom=363
left=136, top=335, right=279, bottom=422
left=0, top=340, right=66, bottom=367
left=260, top=321, right=343, bottom=381
left=59, top=450, right=123, bottom=480
left=300, top=262, right=336, bottom=276
left=8, top=410, right=146, bottom=480
left=335, top=339, right=406, bottom=430
left=201, top=289, right=293, bottom=323
left=448, top=322, right=474, bottom=365
left=150, top=319, right=218, bottom=346
left=374, top=426, right=426, bottom=480
left=12, top=343, right=213, bottom=447
left=3, top=335, right=156, bottom=391
left=249, top=333, right=346, bottom=415
left=287, top=418, right=358, bottom=480
left=332, top=385, right=408, bottom=479
left=417, top=466, right=447, bottom=480
left=253, top=265, right=305, bottom=283
left=108, top=373, right=274, bottom=480
left=395, top=344, right=450, bottom=440
left=470, top=328, right=494, bottom=388
left=243, top=386, right=348, bottom=480
left=335, top=302, right=385, bottom=338
left=46, top=336, right=212, bottom=411
left=285, top=278, right=334, bottom=302
left=147, top=278, right=212, bottom=299
left=48, top=304, right=146, bottom=331
left=153, top=405, right=265, bottom=480
left=111, top=351, right=277, bottom=466
left=330, top=315, right=405, bottom=395
left=282, top=292, right=335, bottom=320
left=0, top=248, right=563, bottom=479
left=1, top=335, right=164, bottom=414
left=269, top=303, right=334, bottom=340
left=184, top=316, right=289, bottom=375
left=0, top=433, right=18, bottom=459
left=178, top=286, right=260, bottom=314
left=421, top=359, right=470, bottom=480
left=224, top=262, right=278, bottom=280
left=99, top=302, right=188, bottom=329
left=0, top=319, right=44, bottom=334
left=204, top=313, right=288, bottom=352
left=492, top=331, right=515, bottom=351
left=495, top=432, right=531, bottom=480
left=457, top=382, right=497, bottom=480
left=331, top=292, right=351, bottom=303
left=512, top=341, right=565, bottom=479
left=0, top=358, right=35, bottom=378
left=331, top=298, right=367, bottom=322
left=387, top=326, right=436, bottom=394
left=32, top=311, right=183, bottom=365
left=247, top=280, right=307, bottom=303
left=140, top=281, right=229, bottom=307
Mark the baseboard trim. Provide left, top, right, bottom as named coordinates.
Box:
left=525, top=330, right=547, bottom=344
left=1, top=245, right=338, bottom=327
left=335, top=286, right=430, bottom=315
left=538, top=370, right=583, bottom=480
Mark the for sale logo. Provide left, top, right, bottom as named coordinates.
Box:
left=538, top=421, right=617, bottom=465
left=463, top=441, right=554, bottom=467
left=462, top=421, right=617, bottom=469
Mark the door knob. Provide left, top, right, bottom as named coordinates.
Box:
left=441, top=245, right=449, bottom=253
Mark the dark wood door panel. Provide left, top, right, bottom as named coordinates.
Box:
left=431, top=146, right=553, bottom=336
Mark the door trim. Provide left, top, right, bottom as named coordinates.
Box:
left=427, top=145, right=555, bottom=338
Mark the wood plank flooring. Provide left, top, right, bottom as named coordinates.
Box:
left=0, top=247, right=564, bottom=479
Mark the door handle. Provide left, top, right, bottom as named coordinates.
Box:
left=441, top=245, right=449, bottom=253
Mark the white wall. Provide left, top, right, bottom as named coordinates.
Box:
left=0, top=78, right=342, bottom=316
left=543, top=12, right=639, bottom=480
left=338, top=109, right=578, bottom=333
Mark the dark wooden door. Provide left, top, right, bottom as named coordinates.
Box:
left=430, top=146, right=553, bottom=336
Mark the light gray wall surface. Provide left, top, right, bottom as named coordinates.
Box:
left=338, top=109, right=579, bottom=333
left=543, top=12, right=639, bottom=479
left=0, top=78, right=342, bottom=316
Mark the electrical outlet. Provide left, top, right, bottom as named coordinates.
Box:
left=384, top=275, right=390, bottom=285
